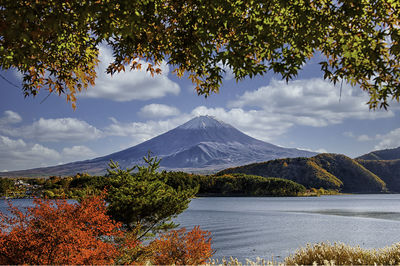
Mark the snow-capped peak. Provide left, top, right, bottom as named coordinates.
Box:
left=178, top=115, right=232, bottom=130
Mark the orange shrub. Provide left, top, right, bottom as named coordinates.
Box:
left=0, top=195, right=124, bottom=265
left=150, top=226, right=214, bottom=265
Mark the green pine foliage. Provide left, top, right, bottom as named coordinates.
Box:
left=104, top=153, right=198, bottom=238
left=0, top=178, right=15, bottom=195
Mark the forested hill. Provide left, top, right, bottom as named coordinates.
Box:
left=218, top=154, right=387, bottom=193
left=355, top=146, right=400, bottom=192
left=357, top=159, right=400, bottom=192
left=357, top=147, right=400, bottom=160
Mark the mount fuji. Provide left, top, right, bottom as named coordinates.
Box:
left=1, top=116, right=317, bottom=176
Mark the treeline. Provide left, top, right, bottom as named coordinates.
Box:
left=164, top=172, right=306, bottom=196
left=0, top=172, right=308, bottom=199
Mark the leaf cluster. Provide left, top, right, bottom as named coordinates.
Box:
left=1, top=1, right=399, bottom=108
left=0, top=195, right=122, bottom=264
left=149, top=226, right=214, bottom=265
left=0, top=193, right=212, bottom=265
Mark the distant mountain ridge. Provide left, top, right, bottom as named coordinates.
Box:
left=218, top=153, right=387, bottom=193
left=0, top=116, right=317, bottom=177
left=357, top=146, right=400, bottom=160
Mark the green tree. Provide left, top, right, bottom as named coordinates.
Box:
left=0, top=178, right=14, bottom=196
left=1, top=1, right=399, bottom=109
left=105, top=153, right=197, bottom=239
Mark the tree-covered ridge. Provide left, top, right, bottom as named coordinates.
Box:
left=0, top=171, right=308, bottom=199
left=218, top=153, right=387, bottom=193
left=6, top=153, right=400, bottom=197
left=357, top=159, right=400, bottom=192
left=164, top=172, right=306, bottom=197
left=357, top=146, right=400, bottom=161
left=312, top=154, right=386, bottom=192
left=1, top=1, right=399, bottom=108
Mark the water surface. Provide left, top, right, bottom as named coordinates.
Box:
left=2, top=195, right=400, bottom=262
left=174, top=195, right=400, bottom=261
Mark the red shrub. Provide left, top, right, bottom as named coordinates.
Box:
left=150, top=226, right=214, bottom=265
left=0, top=195, right=123, bottom=265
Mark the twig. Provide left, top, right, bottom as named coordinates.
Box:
left=0, top=73, right=20, bottom=88
left=40, top=92, right=52, bottom=104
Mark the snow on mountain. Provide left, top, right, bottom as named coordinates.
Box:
left=0, top=116, right=317, bottom=176
left=178, top=115, right=232, bottom=129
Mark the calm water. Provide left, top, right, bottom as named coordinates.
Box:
left=174, top=195, right=400, bottom=261
left=2, top=195, right=400, bottom=262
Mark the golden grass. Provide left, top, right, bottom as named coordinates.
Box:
left=285, top=242, right=400, bottom=265
left=204, top=242, right=400, bottom=266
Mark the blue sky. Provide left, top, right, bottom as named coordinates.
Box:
left=1, top=46, right=399, bottom=172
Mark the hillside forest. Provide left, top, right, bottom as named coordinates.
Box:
left=3, top=152, right=400, bottom=199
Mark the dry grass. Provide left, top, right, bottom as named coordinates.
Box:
left=138, top=241, right=400, bottom=265
left=285, top=242, right=400, bottom=265
left=204, top=242, right=400, bottom=265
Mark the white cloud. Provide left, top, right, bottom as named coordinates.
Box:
left=298, top=147, right=328, bottom=153
left=62, top=145, right=97, bottom=160
left=0, top=136, right=98, bottom=171
left=105, top=105, right=296, bottom=145
left=107, top=104, right=295, bottom=146
left=28, top=144, right=60, bottom=159
left=343, top=131, right=355, bottom=138
left=217, top=61, right=234, bottom=80
left=344, top=131, right=374, bottom=142
left=375, top=128, right=400, bottom=150
left=344, top=128, right=400, bottom=150
left=229, top=78, right=394, bottom=127
left=191, top=106, right=292, bottom=141
left=0, top=135, right=61, bottom=171
left=139, top=104, right=180, bottom=119
left=0, top=110, right=22, bottom=125
left=105, top=115, right=192, bottom=145
left=0, top=135, right=26, bottom=149
left=1, top=117, right=103, bottom=142
left=357, top=134, right=373, bottom=142
left=82, top=46, right=180, bottom=101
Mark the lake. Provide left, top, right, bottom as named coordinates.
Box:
left=2, top=195, right=400, bottom=262
left=174, top=195, right=400, bottom=262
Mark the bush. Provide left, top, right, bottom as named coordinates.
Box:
left=149, top=226, right=214, bottom=265
left=0, top=195, right=123, bottom=265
